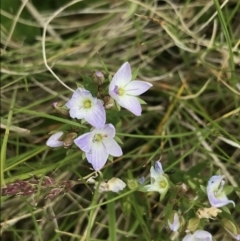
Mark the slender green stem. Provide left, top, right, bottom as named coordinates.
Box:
left=1, top=88, right=17, bottom=186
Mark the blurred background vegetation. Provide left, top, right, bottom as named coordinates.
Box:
left=1, top=0, right=240, bottom=240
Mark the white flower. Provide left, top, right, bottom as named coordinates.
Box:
left=66, top=88, right=106, bottom=128
left=107, top=177, right=126, bottom=193
left=207, top=175, right=235, bottom=208
left=109, top=62, right=152, bottom=116
left=143, top=161, right=169, bottom=199
left=182, top=230, right=212, bottom=241
left=74, top=124, right=122, bottom=170
left=46, top=131, right=64, bottom=148
left=94, top=178, right=126, bottom=193
left=168, top=212, right=180, bottom=232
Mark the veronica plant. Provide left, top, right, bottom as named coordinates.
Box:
left=66, top=88, right=106, bottom=128
left=142, top=161, right=170, bottom=200
left=109, top=62, right=152, bottom=116
left=207, top=175, right=235, bottom=208
left=74, top=124, right=122, bottom=170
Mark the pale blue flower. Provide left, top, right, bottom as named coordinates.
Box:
left=74, top=124, right=122, bottom=170
left=109, top=62, right=152, bottom=116
left=46, top=131, right=64, bottom=148
left=182, top=230, right=212, bottom=241
left=66, top=88, right=106, bottom=128
left=207, top=175, right=235, bottom=208
left=143, top=161, right=169, bottom=199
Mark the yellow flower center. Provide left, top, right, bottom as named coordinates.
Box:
left=84, top=100, right=92, bottom=108
left=118, top=88, right=124, bottom=96
left=93, top=134, right=103, bottom=143
left=159, top=180, right=167, bottom=188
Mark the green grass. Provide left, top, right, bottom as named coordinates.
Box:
left=1, top=0, right=240, bottom=241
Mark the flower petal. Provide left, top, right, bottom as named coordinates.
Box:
left=86, top=142, right=108, bottom=170
left=111, top=62, right=132, bottom=87
left=108, top=177, right=126, bottom=193
left=46, top=132, right=64, bottom=148
left=103, top=138, right=122, bottom=157
left=125, top=81, right=152, bottom=96
left=84, top=100, right=106, bottom=128
left=117, top=95, right=142, bottom=116
left=69, top=107, right=85, bottom=119
left=194, top=230, right=212, bottom=240
left=144, top=184, right=160, bottom=193
left=208, top=193, right=235, bottom=208
left=109, top=87, right=119, bottom=102
left=102, top=124, right=116, bottom=138
left=74, top=133, right=92, bottom=152
left=150, top=166, right=160, bottom=180
left=154, top=161, right=164, bottom=174
left=182, top=234, right=194, bottom=241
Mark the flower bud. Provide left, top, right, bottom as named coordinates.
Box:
left=63, top=132, right=78, bottom=147
left=186, top=217, right=200, bottom=232
left=168, top=212, right=180, bottom=232
left=92, top=71, right=105, bottom=86
left=221, top=218, right=240, bottom=240
left=138, top=176, right=145, bottom=185
left=53, top=101, right=69, bottom=116
left=127, top=179, right=139, bottom=189
left=103, top=96, right=115, bottom=109
left=180, top=182, right=189, bottom=193
left=46, top=131, right=64, bottom=148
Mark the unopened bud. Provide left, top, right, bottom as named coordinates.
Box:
left=180, top=183, right=189, bottom=193
left=186, top=217, right=200, bottom=232
left=138, top=176, right=145, bottom=184
left=168, top=212, right=180, bottom=232
left=175, top=182, right=189, bottom=195
left=127, top=179, right=139, bottom=189
left=53, top=101, right=69, bottom=116
left=46, top=131, right=64, bottom=148
left=92, top=71, right=105, bottom=86
left=103, top=96, right=115, bottom=109
left=221, top=218, right=240, bottom=240
left=63, top=132, right=78, bottom=147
